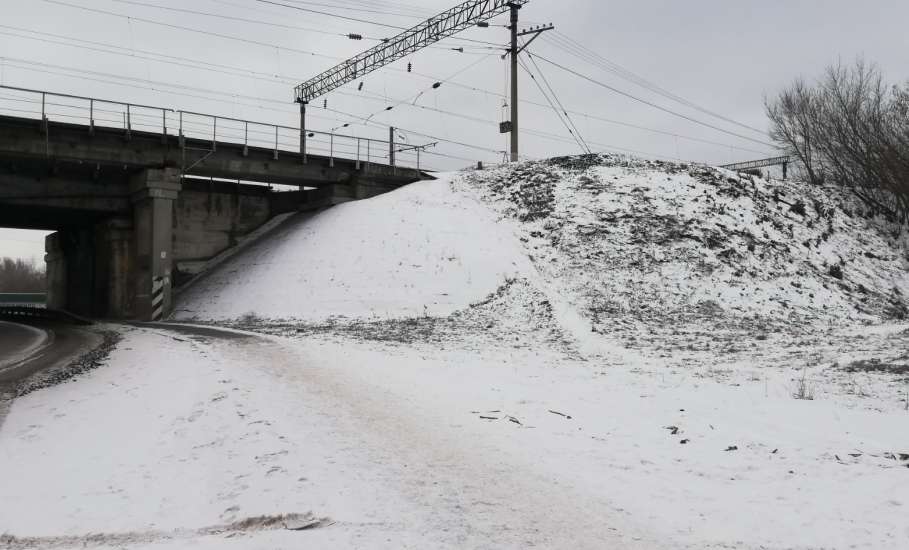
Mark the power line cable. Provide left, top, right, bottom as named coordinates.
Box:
left=521, top=48, right=591, bottom=153
left=542, top=32, right=768, bottom=136
left=0, top=25, right=768, bottom=159
left=108, top=0, right=360, bottom=38
left=516, top=54, right=587, bottom=154
left=256, top=0, right=507, bottom=48
left=0, top=57, right=506, bottom=160
left=255, top=0, right=405, bottom=30
left=235, top=0, right=432, bottom=20
left=529, top=51, right=777, bottom=149
left=115, top=0, right=495, bottom=53
left=41, top=0, right=338, bottom=60
left=402, top=67, right=771, bottom=154
left=342, top=53, right=493, bottom=129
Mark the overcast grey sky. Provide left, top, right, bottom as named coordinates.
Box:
left=2, top=0, right=908, bottom=262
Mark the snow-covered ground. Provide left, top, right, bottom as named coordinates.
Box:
left=2, top=324, right=907, bottom=549
left=3, top=155, right=909, bottom=549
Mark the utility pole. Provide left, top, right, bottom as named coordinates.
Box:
left=389, top=126, right=396, bottom=167
left=299, top=101, right=307, bottom=163
left=509, top=2, right=520, bottom=162
left=503, top=6, right=553, bottom=163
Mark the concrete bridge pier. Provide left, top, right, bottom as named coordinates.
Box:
left=94, top=217, right=134, bottom=319
left=44, top=233, right=68, bottom=312
left=45, top=228, right=94, bottom=316
left=131, top=169, right=181, bottom=321
left=44, top=168, right=181, bottom=321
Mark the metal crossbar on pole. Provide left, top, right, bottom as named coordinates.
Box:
left=293, top=0, right=529, bottom=104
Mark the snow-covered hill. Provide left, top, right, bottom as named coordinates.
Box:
left=459, top=155, right=909, bottom=329
left=176, top=154, right=909, bottom=340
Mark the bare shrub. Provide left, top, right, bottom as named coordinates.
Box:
left=794, top=369, right=815, bottom=400
left=238, top=312, right=261, bottom=325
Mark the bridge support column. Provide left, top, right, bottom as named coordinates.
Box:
left=94, top=218, right=134, bottom=318
left=45, top=232, right=67, bottom=311
left=57, top=227, right=95, bottom=317
left=131, top=168, right=181, bottom=321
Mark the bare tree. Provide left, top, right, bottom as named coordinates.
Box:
left=766, top=78, right=824, bottom=185
left=0, top=257, right=46, bottom=293
left=766, top=60, right=909, bottom=222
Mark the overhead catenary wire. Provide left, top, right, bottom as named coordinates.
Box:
left=112, top=0, right=498, bottom=53
left=256, top=0, right=435, bottom=20
left=401, top=67, right=772, bottom=154
left=0, top=19, right=767, bottom=157
left=541, top=31, right=769, bottom=137
left=322, top=99, right=701, bottom=164
left=255, top=0, right=409, bottom=30
left=321, top=106, right=503, bottom=155
left=0, top=60, right=506, bottom=162
left=517, top=54, right=588, bottom=154
left=528, top=52, right=777, bottom=149
left=2, top=4, right=771, bottom=165
left=0, top=53, right=722, bottom=164
left=40, top=0, right=337, bottom=60
left=0, top=27, right=768, bottom=162
left=108, top=0, right=357, bottom=39
left=256, top=0, right=507, bottom=49
left=521, top=48, right=591, bottom=154
left=339, top=53, right=494, bottom=130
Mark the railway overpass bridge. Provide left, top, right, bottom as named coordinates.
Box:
left=0, top=86, right=428, bottom=321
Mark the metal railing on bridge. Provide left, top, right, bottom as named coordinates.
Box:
left=0, top=85, right=428, bottom=172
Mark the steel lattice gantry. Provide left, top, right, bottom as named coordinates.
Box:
left=294, top=0, right=529, bottom=104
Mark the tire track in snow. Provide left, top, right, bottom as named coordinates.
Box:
left=223, top=333, right=658, bottom=550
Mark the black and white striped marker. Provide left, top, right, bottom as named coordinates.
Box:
left=151, top=277, right=165, bottom=321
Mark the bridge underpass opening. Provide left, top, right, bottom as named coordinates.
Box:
left=0, top=164, right=340, bottom=322
left=0, top=229, right=50, bottom=308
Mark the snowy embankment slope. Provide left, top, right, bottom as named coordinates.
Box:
left=177, top=155, right=909, bottom=333
left=457, top=155, right=909, bottom=329
left=174, top=179, right=531, bottom=322
left=4, top=155, right=908, bottom=549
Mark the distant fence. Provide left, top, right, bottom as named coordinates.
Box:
left=0, top=305, right=92, bottom=325
left=0, top=293, right=46, bottom=308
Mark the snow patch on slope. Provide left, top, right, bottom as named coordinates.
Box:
left=174, top=179, right=531, bottom=322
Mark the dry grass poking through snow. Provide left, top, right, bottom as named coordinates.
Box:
left=458, top=154, right=909, bottom=333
